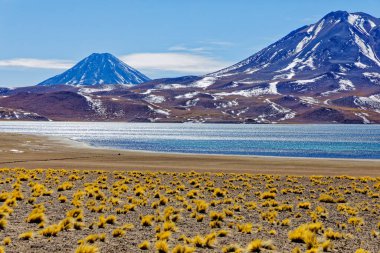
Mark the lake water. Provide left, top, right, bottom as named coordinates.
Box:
left=0, top=122, right=379, bottom=159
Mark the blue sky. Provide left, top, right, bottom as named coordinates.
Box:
left=0, top=0, right=379, bottom=87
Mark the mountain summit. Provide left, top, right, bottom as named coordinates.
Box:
left=38, top=53, right=150, bottom=86
left=2, top=11, right=380, bottom=124
left=203, top=10, right=380, bottom=94
left=132, top=11, right=380, bottom=123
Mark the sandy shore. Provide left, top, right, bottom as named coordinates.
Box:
left=0, top=132, right=379, bottom=176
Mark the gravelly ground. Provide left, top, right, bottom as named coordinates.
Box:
left=0, top=168, right=379, bottom=253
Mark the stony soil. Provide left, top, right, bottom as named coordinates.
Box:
left=0, top=168, right=379, bottom=253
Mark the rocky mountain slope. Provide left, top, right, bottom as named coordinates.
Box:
left=1, top=11, right=380, bottom=123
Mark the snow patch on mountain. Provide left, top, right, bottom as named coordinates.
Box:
left=191, top=77, right=216, bottom=89
left=353, top=33, right=380, bottom=67
left=293, top=75, right=325, bottom=85
left=78, top=89, right=106, bottom=115
left=0, top=107, right=48, bottom=121
left=354, top=61, right=368, bottom=69
left=175, top=92, right=200, bottom=99
left=363, top=72, right=380, bottom=84
left=157, top=83, right=187, bottom=89
left=144, top=94, right=166, bottom=104
left=274, top=56, right=316, bottom=80
left=354, top=94, right=380, bottom=110
left=253, top=99, right=295, bottom=123
left=354, top=112, right=371, bottom=124
left=300, top=96, right=320, bottom=105
left=215, top=82, right=279, bottom=98
left=214, top=100, right=239, bottom=109
left=322, top=79, right=355, bottom=96
left=265, top=99, right=296, bottom=121
left=339, top=79, right=355, bottom=90
left=348, top=14, right=373, bottom=36
left=185, top=98, right=200, bottom=107
left=148, top=105, right=170, bottom=116
left=78, top=86, right=115, bottom=93
left=244, top=67, right=261, bottom=74
left=295, top=19, right=324, bottom=54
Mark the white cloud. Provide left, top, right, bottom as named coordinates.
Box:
left=202, top=41, right=234, bottom=46
left=168, top=41, right=234, bottom=54
left=121, top=52, right=230, bottom=74
left=0, top=58, right=73, bottom=69
left=0, top=52, right=231, bottom=77
left=168, top=45, right=209, bottom=53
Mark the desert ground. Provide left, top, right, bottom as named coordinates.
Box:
left=0, top=133, right=379, bottom=253
left=0, top=168, right=378, bottom=252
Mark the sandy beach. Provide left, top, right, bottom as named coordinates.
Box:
left=0, top=132, right=379, bottom=176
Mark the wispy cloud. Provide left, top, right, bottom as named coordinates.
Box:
left=0, top=58, right=73, bottom=69
left=168, top=45, right=209, bottom=53
left=0, top=52, right=231, bottom=77
left=121, top=52, right=230, bottom=75
left=200, top=40, right=234, bottom=47
left=168, top=40, right=234, bottom=54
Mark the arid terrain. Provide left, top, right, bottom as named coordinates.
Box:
left=0, top=168, right=379, bottom=253
left=0, top=133, right=379, bottom=252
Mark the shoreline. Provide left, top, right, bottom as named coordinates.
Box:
left=0, top=132, right=379, bottom=176
left=44, top=133, right=380, bottom=162
left=79, top=143, right=380, bottom=162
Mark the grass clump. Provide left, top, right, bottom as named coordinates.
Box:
left=237, top=223, right=253, bottom=234
left=217, top=229, right=229, bottom=237
left=246, top=239, right=275, bottom=252
left=318, top=194, right=335, bottom=203
left=288, top=223, right=322, bottom=249
left=138, top=240, right=150, bottom=250
left=222, top=244, right=243, bottom=253
left=172, top=244, right=196, bottom=253
left=81, top=234, right=106, bottom=244
left=156, top=231, right=171, bottom=241
left=155, top=240, right=169, bottom=253
left=348, top=217, right=364, bottom=227
left=40, top=224, right=61, bottom=237
left=19, top=231, right=33, bottom=240
left=260, top=192, right=276, bottom=200
left=298, top=202, right=311, bottom=209
left=0, top=219, right=7, bottom=230
left=194, top=200, right=208, bottom=213
left=213, top=188, right=227, bottom=197
left=112, top=228, right=125, bottom=237
left=3, top=237, right=11, bottom=245
left=75, top=244, right=99, bottom=253
left=354, top=249, right=370, bottom=253
left=324, top=228, right=343, bottom=240
left=141, top=215, right=155, bottom=226
left=210, top=211, right=225, bottom=221
left=57, top=182, right=73, bottom=191
left=26, top=204, right=46, bottom=225
left=322, top=240, right=332, bottom=252
left=192, top=233, right=216, bottom=248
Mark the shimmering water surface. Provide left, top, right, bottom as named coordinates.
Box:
left=0, top=122, right=379, bottom=159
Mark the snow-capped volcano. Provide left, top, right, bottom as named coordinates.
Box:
left=3, top=11, right=380, bottom=124
left=203, top=11, right=380, bottom=92
left=38, top=53, right=150, bottom=86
